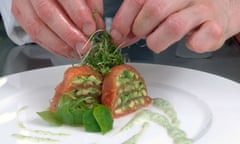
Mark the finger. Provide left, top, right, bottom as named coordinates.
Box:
left=132, top=0, right=189, bottom=37
left=93, top=13, right=105, bottom=30
left=116, top=32, right=141, bottom=48
left=12, top=0, right=78, bottom=59
left=110, top=0, right=147, bottom=43
left=87, top=0, right=104, bottom=16
left=86, top=0, right=105, bottom=30
left=146, top=5, right=211, bottom=53
left=57, top=0, right=97, bottom=36
left=30, top=0, right=89, bottom=54
left=186, top=21, right=224, bottom=53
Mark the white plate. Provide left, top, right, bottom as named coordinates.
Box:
left=0, top=63, right=240, bottom=144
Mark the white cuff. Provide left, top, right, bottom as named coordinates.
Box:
left=0, top=0, right=32, bottom=45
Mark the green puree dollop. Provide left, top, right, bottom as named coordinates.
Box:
left=120, top=98, right=192, bottom=144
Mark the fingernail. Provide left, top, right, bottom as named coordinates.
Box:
left=82, top=23, right=95, bottom=36
left=70, top=51, right=79, bottom=59
left=110, top=29, right=122, bottom=41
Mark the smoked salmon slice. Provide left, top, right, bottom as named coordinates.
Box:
left=49, top=65, right=103, bottom=112
left=102, top=64, right=152, bottom=118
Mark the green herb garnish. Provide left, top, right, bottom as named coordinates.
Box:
left=81, top=31, right=124, bottom=75
left=37, top=95, right=113, bottom=134
left=82, top=109, right=101, bottom=132
left=38, top=31, right=122, bottom=134
left=37, top=111, right=62, bottom=126
left=93, top=105, right=113, bottom=133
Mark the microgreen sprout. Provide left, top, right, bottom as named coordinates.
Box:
left=81, top=31, right=124, bottom=75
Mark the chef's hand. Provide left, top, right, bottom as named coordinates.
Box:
left=12, top=0, right=104, bottom=59
left=111, top=0, right=240, bottom=53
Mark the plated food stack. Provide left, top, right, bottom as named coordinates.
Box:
left=49, top=65, right=103, bottom=112
left=49, top=64, right=152, bottom=118
left=39, top=31, right=152, bottom=133
left=102, top=64, right=152, bottom=118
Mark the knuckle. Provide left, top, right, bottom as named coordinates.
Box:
left=34, top=1, right=54, bottom=21
left=165, top=15, right=186, bottom=37
left=187, top=25, right=224, bottom=54
left=210, top=23, right=223, bottom=41
left=142, top=0, right=167, bottom=18
left=145, top=3, right=163, bottom=18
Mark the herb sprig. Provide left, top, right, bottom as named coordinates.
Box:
left=81, top=31, right=124, bottom=75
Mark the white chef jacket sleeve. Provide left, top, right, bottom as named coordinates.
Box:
left=0, top=0, right=32, bottom=45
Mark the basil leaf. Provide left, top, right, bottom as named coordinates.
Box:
left=37, top=93, right=114, bottom=133
left=83, top=110, right=101, bottom=132
left=37, top=111, right=62, bottom=126
left=93, top=105, right=113, bottom=133
left=71, top=108, right=85, bottom=125
left=55, top=104, right=74, bottom=125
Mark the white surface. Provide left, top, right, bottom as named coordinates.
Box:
left=0, top=63, right=240, bottom=144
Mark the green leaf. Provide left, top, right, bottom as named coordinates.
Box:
left=93, top=105, right=113, bottom=134
left=55, top=104, right=74, bottom=125
left=83, top=110, right=101, bottom=132
left=37, top=111, right=62, bottom=126
left=71, top=108, right=85, bottom=125
left=37, top=93, right=114, bottom=133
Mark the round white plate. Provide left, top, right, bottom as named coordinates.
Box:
left=0, top=63, right=240, bottom=144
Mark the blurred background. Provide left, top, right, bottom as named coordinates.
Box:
left=1, top=1, right=240, bottom=82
